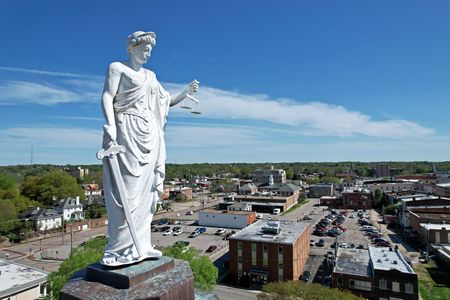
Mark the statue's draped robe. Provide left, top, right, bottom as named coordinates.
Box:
left=103, top=69, right=170, bottom=257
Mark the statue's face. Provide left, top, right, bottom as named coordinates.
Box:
left=130, top=43, right=152, bottom=64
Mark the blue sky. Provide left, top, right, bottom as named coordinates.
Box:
left=0, top=0, right=449, bottom=165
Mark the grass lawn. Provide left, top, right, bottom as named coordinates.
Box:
left=413, top=259, right=450, bottom=300
left=280, top=199, right=309, bottom=216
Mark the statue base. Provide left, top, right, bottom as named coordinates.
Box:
left=60, top=256, right=194, bottom=300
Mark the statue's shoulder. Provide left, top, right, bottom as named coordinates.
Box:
left=108, top=61, right=127, bottom=74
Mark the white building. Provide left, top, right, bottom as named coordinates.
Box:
left=20, top=207, right=62, bottom=232
left=0, top=259, right=48, bottom=300
left=55, top=196, right=85, bottom=221
left=198, top=209, right=256, bottom=229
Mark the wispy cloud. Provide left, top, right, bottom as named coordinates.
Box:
left=0, top=126, right=102, bottom=148
left=165, top=83, right=434, bottom=139
left=0, top=66, right=102, bottom=79
left=0, top=67, right=435, bottom=139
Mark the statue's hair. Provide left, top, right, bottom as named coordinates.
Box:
left=127, top=31, right=156, bottom=53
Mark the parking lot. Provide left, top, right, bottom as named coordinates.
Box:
left=152, top=221, right=230, bottom=256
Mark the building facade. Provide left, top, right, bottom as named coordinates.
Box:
left=342, top=188, right=373, bottom=209
left=309, top=184, right=334, bottom=198
left=0, top=259, right=48, bottom=300
left=229, top=220, right=310, bottom=285
left=252, top=167, right=286, bottom=185
left=198, top=210, right=256, bottom=229
left=333, top=247, right=418, bottom=300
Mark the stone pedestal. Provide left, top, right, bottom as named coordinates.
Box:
left=60, top=256, right=194, bottom=300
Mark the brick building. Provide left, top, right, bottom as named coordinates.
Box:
left=420, top=223, right=450, bottom=245
left=252, top=167, right=286, bottom=185
left=229, top=220, right=310, bottom=285
left=309, top=184, right=334, bottom=198
left=342, top=188, right=373, bottom=209
left=333, top=247, right=418, bottom=300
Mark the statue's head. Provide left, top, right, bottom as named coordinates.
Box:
left=127, top=31, right=156, bottom=64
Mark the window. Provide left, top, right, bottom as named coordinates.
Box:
left=405, top=283, right=414, bottom=294
left=238, top=256, right=242, bottom=263
left=392, top=281, right=400, bottom=292
left=251, top=243, right=257, bottom=265
left=278, top=246, right=283, bottom=255
left=337, top=277, right=343, bottom=287
left=379, top=279, right=387, bottom=290
left=350, top=280, right=371, bottom=291
left=263, top=244, right=268, bottom=267
left=237, top=241, right=242, bottom=250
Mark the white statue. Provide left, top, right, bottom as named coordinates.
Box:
left=98, top=31, right=199, bottom=266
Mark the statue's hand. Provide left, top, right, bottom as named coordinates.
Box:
left=187, top=79, right=200, bottom=95
left=103, top=124, right=117, bottom=146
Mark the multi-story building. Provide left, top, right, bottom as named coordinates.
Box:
left=252, top=167, right=286, bottom=185
left=198, top=209, right=256, bottom=229
left=229, top=220, right=310, bottom=285
left=0, top=259, right=48, bottom=299
left=55, top=196, right=84, bottom=221
left=333, top=247, right=418, bottom=300
left=68, top=166, right=89, bottom=179
left=420, top=223, right=450, bottom=245
left=309, top=184, right=334, bottom=198
left=376, top=163, right=390, bottom=178
left=342, top=187, right=373, bottom=209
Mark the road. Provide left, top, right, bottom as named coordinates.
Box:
left=214, top=284, right=259, bottom=300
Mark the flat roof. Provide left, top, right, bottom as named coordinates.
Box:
left=229, top=219, right=309, bottom=245
left=369, top=246, right=414, bottom=274
left=335, top=248, right=372, bottom=277
left=420, top=223, right=450, bottom=231
left=0, top=259, right=48, bottom=298
left=199, top=209, right=252, bottom=215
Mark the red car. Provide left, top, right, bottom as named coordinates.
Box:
left=376, top=241, right=391, bottom=247
left=335, top=225, right=347, bottom=232
left=206, top=245, right=217, bottom=253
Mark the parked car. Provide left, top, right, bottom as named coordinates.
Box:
left=163, top=228, right=173, bottom=236
left=173, top=228, right=183, bottom=236
left=158, top=218, right=168, bottom=225
left=189, top=231, right=200, bottom=238
left=376, top=241, right=391, bottom=247
left=206, top=245, right=218, bottom=253
left=215, top=228, right=226, bottom=235
left=186, top=211, right=194, bottom=215
left=316, top=239, right=325, bottom=247
left=195, top=227, right=206, bottom=234
left=357, top=244, right=364, bottom=249
left=301, top=270, right=311, bottom=282
left=223, top=233, right=233, bottom=240
left=310, top=239, right=315, bottom=246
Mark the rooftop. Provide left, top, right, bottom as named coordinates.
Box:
left=229, top=219, right=309, bottom=245
left=420, top=223, right=450, bottom=231
left=200, top=209, right=253, bottom=215
left=0, top=259, right=48, bottom=298
left=335, top=248, right=372, bottom=277
left=369, top=246, right=414, bottom=274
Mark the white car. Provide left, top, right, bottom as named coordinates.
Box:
left=215, top=228, right=227, bottom=235
left=339, top=243, right=348, bottom=248
left=163, top=228, right=173, bottom=236
left=173, top=228, right=183, bottom=236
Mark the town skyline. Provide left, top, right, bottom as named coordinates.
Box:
left=1, top=0, right=449, bottom=165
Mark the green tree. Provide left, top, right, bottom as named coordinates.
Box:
left=21, top=171, right=85, bottom=206
left=258, top=280, right=363, bottom=300
left=384, top=204, right=398, bottom=215
left=163, top=245, right=218, bottom=292
left=373, top=189, right=386, bottom=208
left=46, top=237, right=108, bottom=299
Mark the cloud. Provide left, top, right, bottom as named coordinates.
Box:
left=0, top=127, right=102, bottom=149
left=165, top=83, right=434, bottom=139
left=0, top=67, right=435, bottom=139
left=0, top=66, right=102, bottom=79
